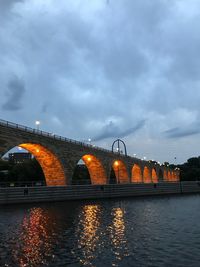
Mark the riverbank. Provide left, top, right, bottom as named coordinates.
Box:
left=0, top=181, right=200, bottom=204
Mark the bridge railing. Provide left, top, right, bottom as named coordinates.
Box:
left=0, top=119, right=128, bottom=157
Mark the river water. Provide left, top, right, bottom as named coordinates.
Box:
left=1, top=194, right=200, bottom=267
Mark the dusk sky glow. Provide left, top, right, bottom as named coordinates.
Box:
left=1, top=0, right=200, bottom=163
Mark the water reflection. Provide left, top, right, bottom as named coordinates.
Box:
left=1, top=196, right=200, bottom=266
left=13, top=207, right=53, bottom=267
left=76, top=205, right=101, bottom=266
left=111, top=208, right=125, bottom=247
left=109, top=207, right=129, bottom=266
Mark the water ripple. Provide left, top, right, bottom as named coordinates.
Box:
left=1, top=195, right=200, bottom=266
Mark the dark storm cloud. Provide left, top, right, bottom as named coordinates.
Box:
left=2, top=76, right=25, bottom=111
left=93, top=119, right=145, bottom=141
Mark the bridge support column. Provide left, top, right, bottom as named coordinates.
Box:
left=60, top=158, right=78, bottom=185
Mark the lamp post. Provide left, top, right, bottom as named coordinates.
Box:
left=35, top=120, right=40, bottom=131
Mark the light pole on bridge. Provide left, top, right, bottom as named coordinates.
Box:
left=35, top=120, right=40, bottom=131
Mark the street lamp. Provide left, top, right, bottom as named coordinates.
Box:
left=35, top=120, right=40, bottom=130
left=87, top=156, right=91, bottom=162
left=88, top=138, right=91, bottom=145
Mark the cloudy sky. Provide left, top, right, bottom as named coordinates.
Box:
left=1, top=0, right=200, bottom=163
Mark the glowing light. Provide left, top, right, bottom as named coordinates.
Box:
left=36, top=149, right=40, bottom=153
left=35, top=120, right=40, bottom=130
left=114, top=161, right=119, bottom=166
left=87, top=157, right=91, bottom=161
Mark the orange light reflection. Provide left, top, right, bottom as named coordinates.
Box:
left=14, top=208, right=53, bottom=267
left=76, top=205, right=101, bottom=266
left=109, top=207, right=129, bottom=263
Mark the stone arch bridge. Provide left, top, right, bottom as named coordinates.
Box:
left=0, top=119, right=179, bottom=186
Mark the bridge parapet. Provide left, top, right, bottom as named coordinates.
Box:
left=0, top=119, right=123, bottom=156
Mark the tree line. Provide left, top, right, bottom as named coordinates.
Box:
left=0, top=158, right=45, bottom=184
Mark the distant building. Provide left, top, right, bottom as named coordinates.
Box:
left=9, top=152, right=32, bottom=164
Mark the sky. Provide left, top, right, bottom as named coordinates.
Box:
left=1, top=0, right=200, bottom=164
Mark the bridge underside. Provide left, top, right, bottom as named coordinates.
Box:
left=19, top=143, right=66, bottom=186
left=82, top=154, right=107, bottom=184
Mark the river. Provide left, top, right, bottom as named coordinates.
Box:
left=0, top=194, right=200, bottom=266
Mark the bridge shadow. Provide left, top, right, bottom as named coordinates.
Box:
left=71, top=164, right=91, bottom=185
left=109, top=168, right=117, bottom=184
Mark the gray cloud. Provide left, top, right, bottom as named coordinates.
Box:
left=0, top=0, right=200, bottom=163
left=2, top=76, right=25, bottom=111
left=0, top=0, right=23, bottom=15
left=164, top=126, right=200, bottom=139
left=93, top=119, right=145, bottom=141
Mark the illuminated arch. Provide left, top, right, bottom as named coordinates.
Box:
left=82, top=154, right=107, bottom=184
left=168, top=171, right=172, bottom=181
left=171, top=171, right=177, bottom=181
left=131, top=164, right=142, bottom=183
left=152, top=168, right=158, bottom=183
left=19, top=143, right=66, bottom=186
left=112, top=160, right=129, bottom=184
left=163, top=169, right=168, bottom=181
left=143, top=166, right=151, bottom=183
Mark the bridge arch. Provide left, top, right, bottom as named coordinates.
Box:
left=143, top=166, right=151, bottom=183
left=131, top=164, right=142, bottom=183
left=152, top=168, right=158, bottom=183
left=168, top=171, right=172, bottom=181
left=171, top=171, right=177, bottom=181
left=81, top=154, right=107, bottom=185
left=163, top=169, right=168, bottom=181
left=18, top=143, right=66, bottom=186
left=112, top=160, right=129, bottom=183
